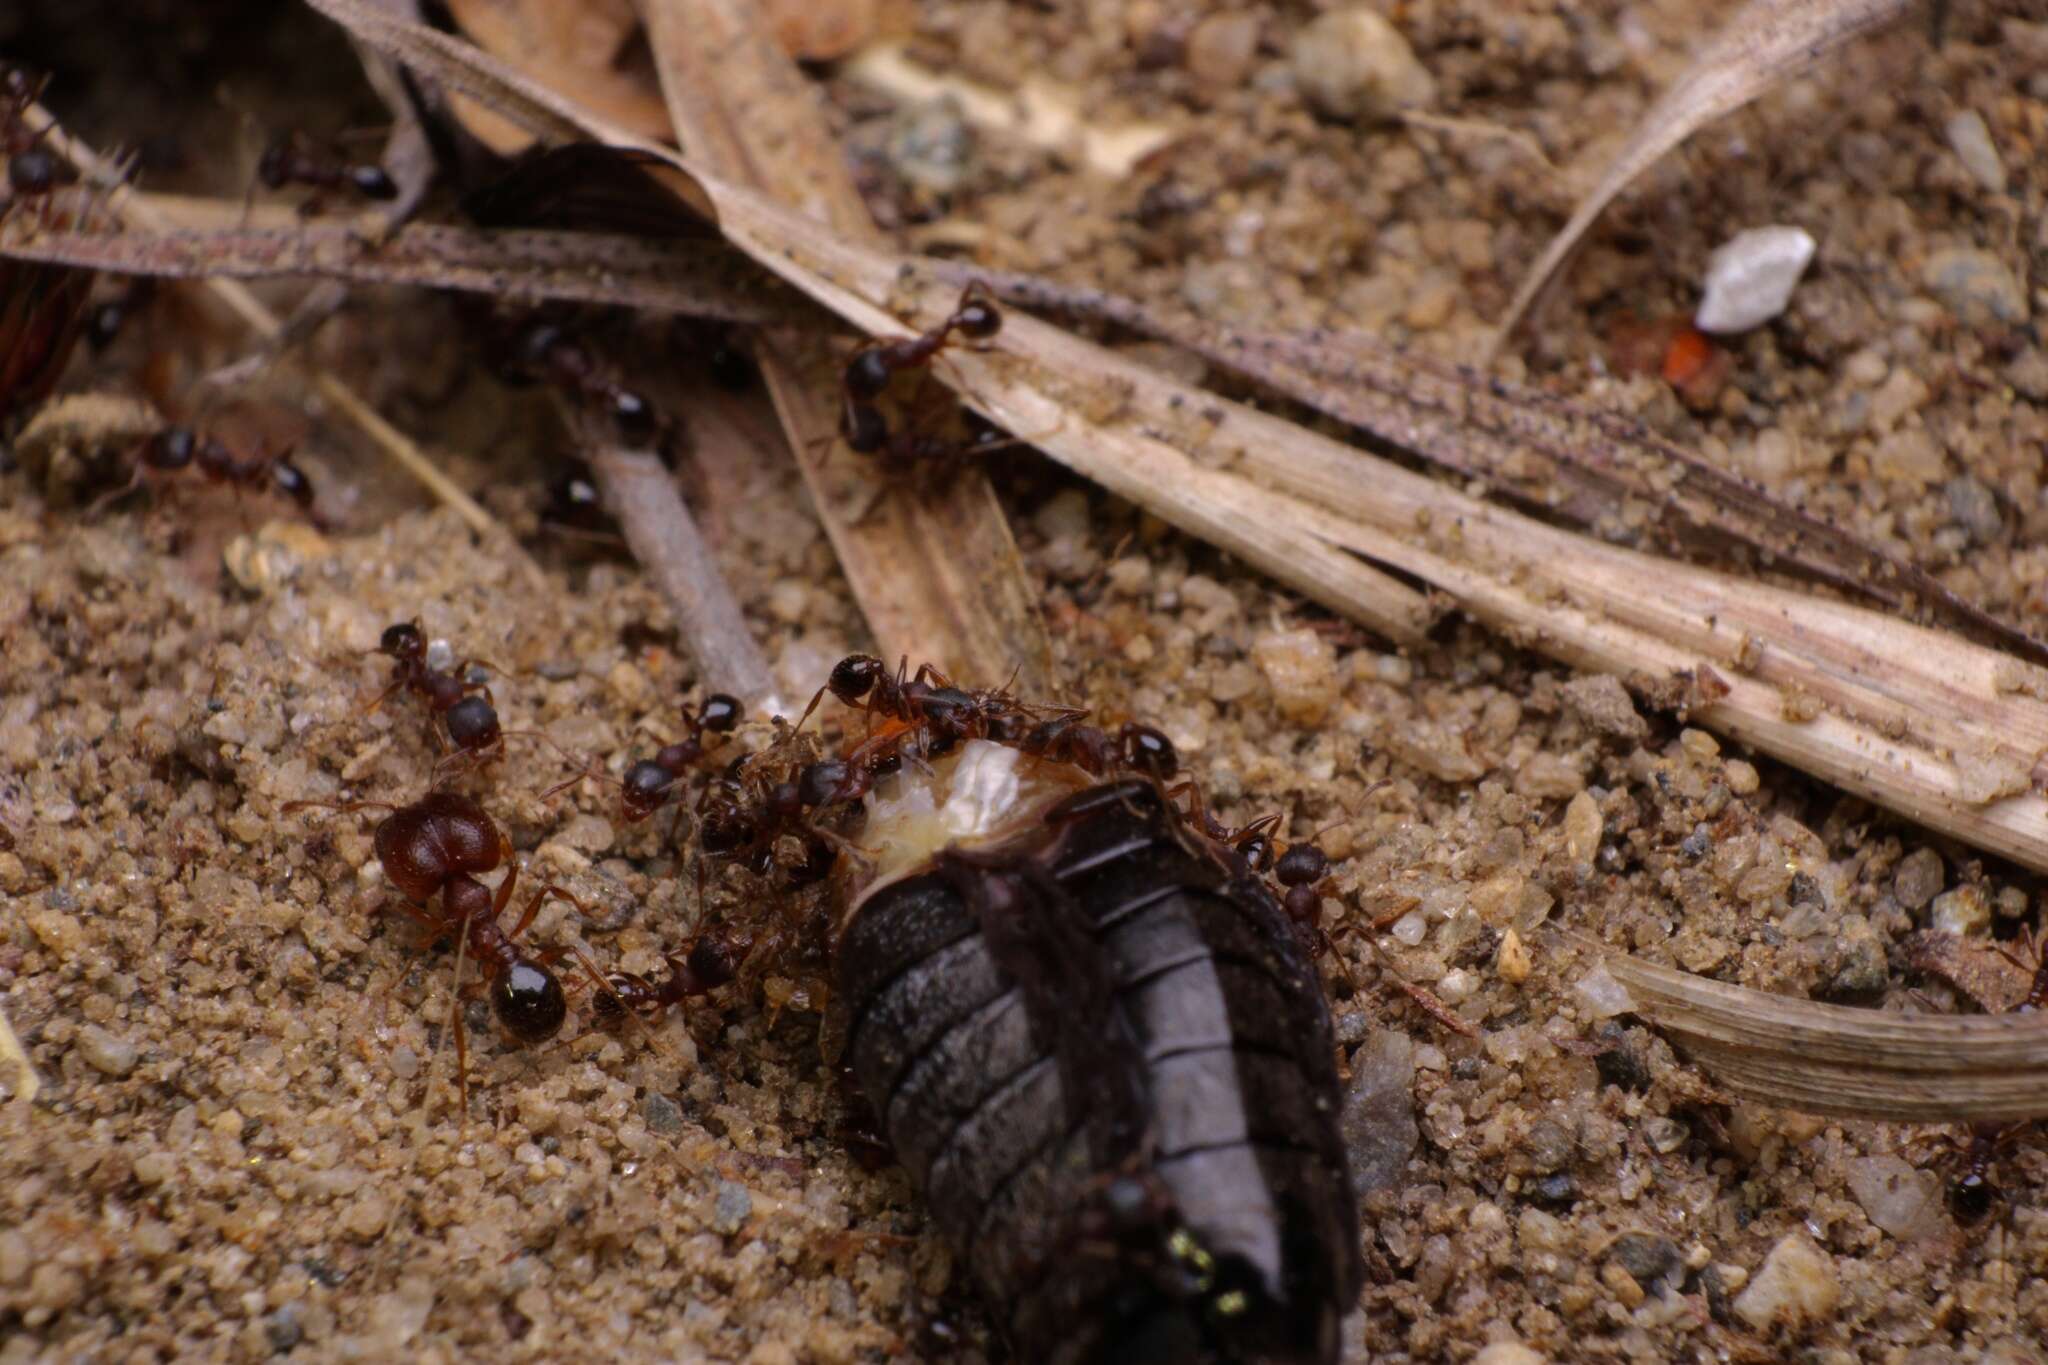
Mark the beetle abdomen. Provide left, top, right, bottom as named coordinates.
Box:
left=839, top=784, right=1361, bottom=1364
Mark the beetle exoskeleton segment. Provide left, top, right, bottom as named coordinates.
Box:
left=834, top=742, right=1362, bottom=1364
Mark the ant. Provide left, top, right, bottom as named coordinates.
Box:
left=283, top=790, right=585, bottom=1105
left=256, top=130, right=396, bottom=208
left=2, top=67, right=76, bottom=213
left=615, top=693, right=745, bottom=822
left=370, top=620, right=507, bottom=766
left=85, top=279, right=154, bottom=352
left=588, top=929, right=744, bottom=1028
left=500, top=320, right=667, bottom=452
left=836, top=284, right=1002, bottom=458
left=88, top=425, right=320, bottom=522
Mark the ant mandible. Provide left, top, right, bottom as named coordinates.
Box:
left=284, top=790, right=587, bottom=1104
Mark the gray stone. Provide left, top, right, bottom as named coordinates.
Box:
left=1945, top=477, right=2003, bottom=545
left=1340, top=1029, right=1418, bottom=1195
left=1894, top=848, right=1944, bottom=910
left=711, top=1181, right=753, bottom=1233
left=1290, top=8, right=1435, bottom=122
left=1695, top=226, right=1816, bottom=334
left=1945, top=110, right=2006, bottom=193
left=1923, top=248, right=2028, bottom=326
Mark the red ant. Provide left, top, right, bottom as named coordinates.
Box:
left=500, top=320, right=667, bottom=452
left=588, top=929, right=744, bottom=1028
left=610, top=693, right=745, bottom=822
left=836, top=285, right=1002, bottom=458
left=283, top=790, right=586, bottom=1105
left=87, top=425, right=320, bottom=522
left=370, top=620, right=504, bottom=765
left=256, top=130, right=396, bottom=208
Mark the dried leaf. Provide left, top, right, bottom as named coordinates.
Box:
left=443, top=0, right=673, bottom=153
left=1587, top=940, right=2048, bottom=1122
left=1490, top=0, right=1914, bottom=355
left=633, top=0, right=1060, bottom=698
left=308, top=0, right=2048, bottom=881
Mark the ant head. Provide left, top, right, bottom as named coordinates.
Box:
left=443, top=695, right=501, bottom=752
left=841, top=400, right=888, bottom=455
left=609, top=388, right=658, bottom=448
left=146, top=428, right=196, bottom=471
left=697, top=694, right=744, bottom=734
left=374, top=793, right=502, bottom=900
left=798, top=759, right=853, bottom=808
left=1274, top=844, right=1329, bottom=888
left=828, top=655, right=884, bottom=705
left=844, top=349, right=892, bottom=402
left=378, top=620, right=425, bottom=663
left=269, top=459, right=315, bottom=509
left=348, top=164, right=397, bottom=200
left=1118, top=723, right=1179, bottom=779
left=8, top=147, right=65, bottom=196
left=493, top=961, right=567, bottom=1043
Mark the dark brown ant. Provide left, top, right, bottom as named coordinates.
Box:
left=283, top=790, right=586, bottom=1104
left=88, top=425, right=320, bottom=522
left=1274, top=842, right=1334, bottom=947
left=588, top=930, right=743, bottom=1027
left=371, top=620, right=503, bottom=762
left=501, top=320, right=667, bottom=451
left=836, top=284, right=1002, bottom=457
left=2, top=67, right=77, bottom=212
left=615, top=693, right=744, bottom=822
left=256, top=130, right=397, bottom=207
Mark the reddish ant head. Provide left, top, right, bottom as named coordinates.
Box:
left=954, top=298, right=1002, bottom=341
left=373, top=792, right=503, bottom=902
left=378, top=621, right=426, bottom=664
left=828, top=655, right=885, bottom=706
left=1118, top=723, right=1179, bottom=778
left=494, top=961, right=568, bottom=1042
left=443, top=694, right=501, bottom=753
left=1950, top=1169, right=1995, bottom=1224
left=697, top=694, right=743, bottom=734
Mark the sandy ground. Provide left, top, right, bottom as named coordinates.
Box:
left=4, top=1, right=2048, bottom=1361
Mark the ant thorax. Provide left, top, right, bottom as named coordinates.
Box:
left=841, top=739, right=1093, bottom=911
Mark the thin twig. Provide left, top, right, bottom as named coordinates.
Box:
left=584, top=440, right=779, bottom=712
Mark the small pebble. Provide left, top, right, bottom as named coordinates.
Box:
left=643, top=1092, right=684, bottom=1136
left=884, top=97, right=978, bottom=197
left=1723, top=759, right=1759, bottom=795
left=1733, top=1233, right=1839, bottom=1330
left=1495, top=928, right=1531, bottom=984
left=1944, top=476, right=2002, bottom=545
left=77, top=1024, right=139, bottom=1078
left=1931, top=884, right=1990, bottom=937
left=1607, top=1231, right=1683, bottom=1291
left=1251, top=626, right=1340, bottom=725
left=1944, top=110, right=2007, bottom=193
left=1562, top=790, right=1602, bottom=864
left=712, top=1180, right=753, bottom=1233
left=1694, top=226, right=1816, bottom=334
left=1643, top=1116, right=1689, bottom=1154
left=1845, top=1155, right=1945, bottom=1239
left=1341, top=1029, right=1419, bottom=1195
left=1473, top=1346, right=1546, bottom=1365
left=1573, top=961, right=1634, bottom=1018
left=1185, top=12, right=1261, bottom=88
left=1560, top=675, right=1646, bottom=739
left=1289, top=8, right=1436, bottom=122
left=1922, top=248, right=2029, bottom=326
left=1390, top=911, right=1428, bottom=946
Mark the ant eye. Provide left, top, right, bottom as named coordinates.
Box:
left=493, top=963, right=567, bottom=1043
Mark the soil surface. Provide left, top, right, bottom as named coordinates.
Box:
left=4, top=2, right=2047, bottom=1362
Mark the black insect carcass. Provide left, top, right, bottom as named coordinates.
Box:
left=835, top=752, right=1363, bottom=1364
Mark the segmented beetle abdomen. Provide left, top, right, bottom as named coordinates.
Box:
left=838, top=763, right=1362, bottom=1364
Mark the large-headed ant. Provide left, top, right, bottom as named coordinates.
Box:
left=256, top=130, right=396, bottom=209
left=284, top=790, right=585, bottom=1104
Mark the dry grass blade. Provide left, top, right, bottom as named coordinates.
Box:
left=1488, top=0, right=1914, bottom=356
left=1583, top=939, right=2048, bottom=1122
left=308, top=0, right=2048, bottom=879
left=632, top=0, right=1058, bottom=698
left=0, top=219, right=807, bottom=324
